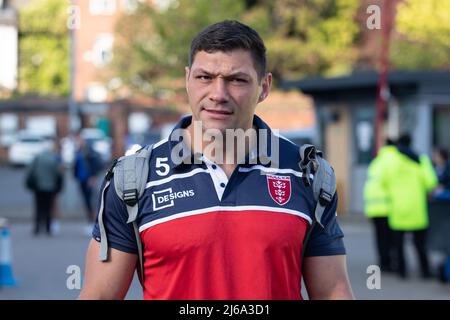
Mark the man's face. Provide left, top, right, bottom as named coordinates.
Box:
left=185, top=49, right=272, bottom=133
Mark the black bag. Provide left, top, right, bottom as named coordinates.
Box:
left=25, top=161, right=37, bottom=191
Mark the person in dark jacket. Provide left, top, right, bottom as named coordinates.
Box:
left=26, top=142, right=63, bottom=235
left=73, top=132, right=103, bottom=230
left=432, top=147, right=450, bottom=200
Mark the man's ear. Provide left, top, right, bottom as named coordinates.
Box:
left=258, top=73, right=272, bottom=103
left=185, top=66, right=190, bottom=93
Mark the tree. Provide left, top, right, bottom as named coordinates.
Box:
left=111, top=0, right=244, bottom=96
left=390, top=0, right=450, bottom=69
left=111, top=0, right=360, bottom=96
left=244, top=0, right=360, bottom=80
left=18, top=0, right=69, bottom=96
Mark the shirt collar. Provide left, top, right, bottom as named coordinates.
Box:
left=167, top=114, right=279, bottom=170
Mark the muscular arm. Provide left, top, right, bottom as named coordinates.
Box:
left=78, top=239, right=138, bottom=300
left=303, top=255, right=354, bottom=300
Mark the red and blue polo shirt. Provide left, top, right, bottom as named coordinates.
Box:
left=92, top=115, right=346, bottom=300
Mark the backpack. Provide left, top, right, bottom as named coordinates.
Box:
left=96, top=143, right=336, bottom=284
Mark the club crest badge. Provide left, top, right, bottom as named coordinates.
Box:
left=267, top=174, right=291, bottom=205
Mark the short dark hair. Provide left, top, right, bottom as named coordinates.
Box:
left=398, top=133, right=411, bottom=147
left=385, top=138, right=396, bottom=146
left=437, top=147, right=449, bottom=162
left=189, top=20, right=267, bottom=80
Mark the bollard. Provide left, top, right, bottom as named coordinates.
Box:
left=0, top=217, right=17, bottom=287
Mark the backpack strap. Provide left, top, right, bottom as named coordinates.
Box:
left=98, top=158, right=119, bottom=262
left=97, top=144, right=153, bottom=285
left=298, top=144, right=336, bottom=260
left=299, top=144, right=336, bottom=227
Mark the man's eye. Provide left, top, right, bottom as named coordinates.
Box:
left=230, top=78, right=247, bottom=83
left=196, top=75, right=211, bottom=81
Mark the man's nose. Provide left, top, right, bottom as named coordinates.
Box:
left=209, top=78, right=229, bottom=103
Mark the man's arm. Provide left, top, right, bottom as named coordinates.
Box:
left=302, top=255, right=354, bottom=300
left=78, top=239, right=138, bottom=300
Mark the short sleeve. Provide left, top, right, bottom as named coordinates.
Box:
left=92, top=178, right=138, bottom=254
left=303, top=193, right=346, bottom=257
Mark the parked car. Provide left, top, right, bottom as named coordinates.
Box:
left=8, top=131, right=54, bottom=166
left=124, top=130, right=161, bottom=156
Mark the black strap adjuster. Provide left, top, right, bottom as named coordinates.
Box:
left=319, top=189, right=333, bottom=206
left=123, top=189, right=138, bottom=206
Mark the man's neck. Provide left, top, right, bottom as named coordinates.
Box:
left=186, top=124, right=258, bottom=178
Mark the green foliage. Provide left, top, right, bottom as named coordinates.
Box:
left=112, top=0, right=360, bottom=94
left=19, top=0, right=69, bottom=96
left=253, top=0, right=360, bottom=79
left=391, top=0, right=450, bottom=69
left=112, top=0, right=244, bottom=95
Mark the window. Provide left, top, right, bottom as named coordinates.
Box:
left=0, top=113, right=18, bottom=147
left=121, top=0, right=139, bottom=13
left=86, top=84, right=108, bottom=102
left=154, top=0, right=176, bottom=12
left=353, top=108, right=375, bottom=164
left=89, top=0, right=116, bottom=15
left=433, top=106, right=450, bottom=151
left=92, top=34, right=114, bottom=67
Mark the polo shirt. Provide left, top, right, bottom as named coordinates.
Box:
left=92, top=115, right=346, bottom=300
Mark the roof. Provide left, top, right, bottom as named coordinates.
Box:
left=0, top=96, right=68, bottom=112
left=280, top=70, right=450, bottom=96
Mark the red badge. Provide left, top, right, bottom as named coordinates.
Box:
left=267, top=174, right=291, bottom=205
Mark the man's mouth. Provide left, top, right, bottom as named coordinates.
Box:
left=202, top=108, right=233, bottom=119
left=203, top=108, right=233, bottom=114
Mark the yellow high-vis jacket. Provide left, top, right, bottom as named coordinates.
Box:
left=379, top=148, right=438, bottom=231
left=364, top=145, right=398, bottom=218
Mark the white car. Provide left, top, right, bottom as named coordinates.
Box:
left=8, top=131, right=54, bottom=166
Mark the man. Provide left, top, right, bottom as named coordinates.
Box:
left=25, top=141, right=63, bottom=235
left=73, top=132, right=102, bottom=233
left=364, top=139, right=397, bottom=272
left=79, top=20, right=354, bottom=300
left=379, top=134, right=437, bottom=279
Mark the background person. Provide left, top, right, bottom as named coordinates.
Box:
left=25, top=141, right=63, bottom=236
left=364, top=138, right=397, bottom=272
left=380, top=134, right=438, bottom=279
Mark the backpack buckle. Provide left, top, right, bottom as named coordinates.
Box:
left=319, top=189, right=333, bottom=206
left=123, top=189, right=138, bottom=206
left=301, top=162, right=313, bottom=187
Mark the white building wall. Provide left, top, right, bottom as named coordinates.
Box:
left=0, top=25, right=18, bottom=90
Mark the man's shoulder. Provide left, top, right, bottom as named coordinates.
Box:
left=146, top=137, right=171, bottom=158
left=275, top=134, right=302, bottom=167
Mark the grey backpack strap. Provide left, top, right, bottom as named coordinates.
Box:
left=112, top=144, right=153, bottom=284
left=98, top=179, right=112, bottom=261
left=98, top=158, right=120, bottom=262
left=299, top=144, right=336, bottom=265
left=299, top=144, right=336, bottom=227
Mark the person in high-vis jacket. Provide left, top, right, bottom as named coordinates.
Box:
left=364, top=139, right=397, bottom=272
left=379, top=134, right=438, bottom=279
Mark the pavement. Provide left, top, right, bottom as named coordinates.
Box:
left=0, top=218, right=449, bottom=300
